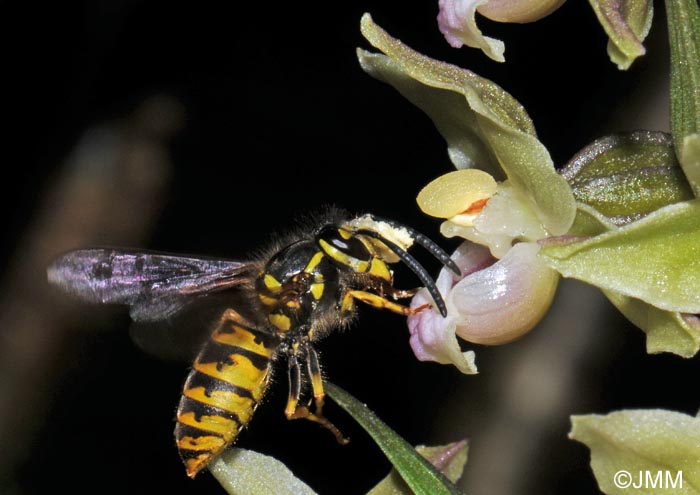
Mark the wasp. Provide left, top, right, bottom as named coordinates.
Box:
left=47, top=210, right=458, bottom=478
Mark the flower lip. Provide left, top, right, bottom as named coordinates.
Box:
left=407, top=240, right=559, bottom=371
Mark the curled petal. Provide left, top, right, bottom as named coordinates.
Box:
left=437, top=0, right=506, bottom=62
left=449, top=242, right=559, bottom=344
left=408, top=292, right=478, bottom=374
left=407, top=242, right=495, bottom=374
left=477, top=0, right=566, bottom=23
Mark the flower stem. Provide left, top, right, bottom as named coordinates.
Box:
left=666, top=0, right=700, bottom=195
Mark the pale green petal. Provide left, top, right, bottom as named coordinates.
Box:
left=570, top=410, right=700, bottom=494
left=561, top=202, right=700, bottom=357
left=566, top=203, right=618, bottom=236
left=358, top=14, right=576, bottom=235
left=603, top=290, right=700, bottom=357
left=588, top=0, right=653, bottom=70
left=210, top=448, right=318, bottom=495
left=540, top=198, right=700, bottom=313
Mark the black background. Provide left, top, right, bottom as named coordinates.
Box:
left=2, top=1, right=698, bottom=495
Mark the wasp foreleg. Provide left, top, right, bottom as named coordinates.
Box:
left=343, top=289, right=429, bottom=316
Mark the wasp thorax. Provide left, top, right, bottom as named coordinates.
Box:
left=256, top=240, right=339, bottom=333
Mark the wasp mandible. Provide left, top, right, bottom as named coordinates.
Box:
left=48, top=210, right=459, bottom=477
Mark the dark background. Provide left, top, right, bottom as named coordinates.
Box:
left=2, top=1, right=697, bottom=495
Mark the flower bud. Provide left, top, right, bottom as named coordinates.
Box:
left=477, top=0, right=566, bottom=23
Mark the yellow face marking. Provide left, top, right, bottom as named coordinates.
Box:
left=338, top=228, right=352, bottom=240
left=369, top=258, right=392, bottom=281
left=213, top=326, right=274, bottom=357
left=285, top=299, right=301, bottom=309
left=263, top=274, right=282, bottom=293
left=178, top=434, right=225, bottom=452
left=194, top=355, right=269, bottom=396
left=304, top=251, right=325, bottom=273
left=310, top=282, right=324, bottom=300
left=184, top=386, right=256, bottom=423
left=318, top=239, right=369, bottom=272
left=177, top=411, right=239, bottom=438
left=268, top=312, right=291, bottom=331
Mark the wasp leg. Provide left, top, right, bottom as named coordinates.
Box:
left=364, top=277, right=420, bottom=301
left=343, top=290, right=429, bottom=316
left=285, top=351, right=349, bottom=444
left=381, top=284, right=421, bottom=300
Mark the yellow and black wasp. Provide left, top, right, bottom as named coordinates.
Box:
left=47, top=209, right=458, bottom=478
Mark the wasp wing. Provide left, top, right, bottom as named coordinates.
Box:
left=47, top=248, right=255, bottom=322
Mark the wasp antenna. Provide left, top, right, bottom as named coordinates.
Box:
left=356, top=230, right=448, bottom=317
left=371, top=216, right=461, bottom=276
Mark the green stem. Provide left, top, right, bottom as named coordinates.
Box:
left=666, top=0, right=700, bottom=195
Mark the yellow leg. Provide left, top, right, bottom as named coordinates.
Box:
left=365, top=278, right=421, bottom=300
left=346, top=290, right=429, bottom=315
left=284, top=350, right=349, bottom=445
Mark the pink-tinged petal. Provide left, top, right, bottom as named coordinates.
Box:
left=437, top=0, right=506, bottom=62
left=449, top=242, right=559, bottom=344
left=407, top=242, right=494, bottom=374
left=408, top=292, right=478, bottom=374
left=477, top=0, right=566, bottom=23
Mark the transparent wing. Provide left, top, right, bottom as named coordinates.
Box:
left=47, top=248, right=255, bottom=322
left=128, top=291, right=260, bottom=362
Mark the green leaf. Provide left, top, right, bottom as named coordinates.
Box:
left=209, top=448, right=318, bottom=495
left=588, top=0, right=653, bottom=70
left=540, top=198, right=700, bottom=313
left=358, top=13, right=576, bottom=236
left=367, top=441, right=469, bottom=495
left=564, top=203, right=700, bottom=357
left=325, top=382, right=465, bottom=495
left=570, top=410, right=700, bottom=494
left=561, top=131, right=693, bottom=226
left=666, top=0, right=700, bottom=195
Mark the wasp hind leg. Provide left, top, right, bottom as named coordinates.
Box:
left=285, top=347, right=349, bottom=445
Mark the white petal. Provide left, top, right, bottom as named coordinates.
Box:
left=408, top=288, right=478, bottom=374
left=437, top=0, right=506, bottom=62
left=477, top=0, right=566, bottom=23
left=449, top=242, right=559, bottom=344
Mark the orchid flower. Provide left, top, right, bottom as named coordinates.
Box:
left=359, top=14, right=700, bottom=374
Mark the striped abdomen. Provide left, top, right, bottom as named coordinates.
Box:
left=175, top=310, right=278, bottom=477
